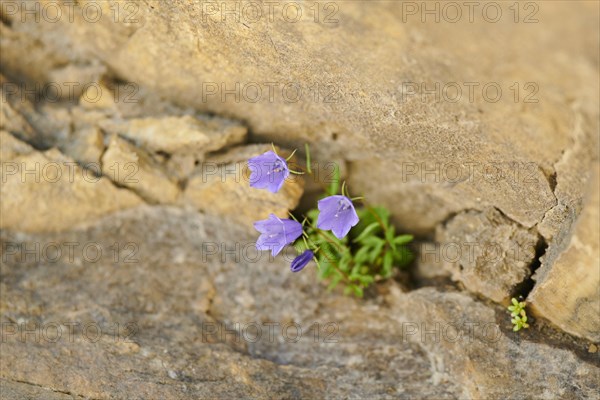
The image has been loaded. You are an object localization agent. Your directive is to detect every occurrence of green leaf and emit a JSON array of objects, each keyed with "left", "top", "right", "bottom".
[
  {"left": 382, "top": 251, "right": 393, "bottom": 277},
  {"left": 369, "top": 240, "right": 385, "bottom": 264},
  {"left": 306, "top": 209, "right": 319, "bottom": 221},
  {"left": 353, "top": 222, "right": 380, "bottom": 243},
  {"left": 393, "top": 234, "right": 414, "bottom": 246},
  {"left": 351, "top": 285, "right": 364, "bottom": 297},
  {"left": 356, "top": 275, "right": 374, "bottom": 285},
  {"left": 393, "top": 247, "right": 414, "bottom": 267},
  {"left": 338, "top": 252, "right": 352, "bottom": 273},
  {"left": 360, "top": 236, "right": 385, "bottom": 247},
  {"left": 354, "top": 246, "right": 371, "bottom": 265},
  {"left": 370, "top": 206, "right": 390, "bottom": 224},
  {"left": 385, "top": 226, "right": 395, "bottom": 243},
  {"left": 327, "top": 273, "right": 342, "bottom": 291},
  {"left": 319, "top": 258, "right": 334, "bottom": 279},
  {"left": 294, "top": 240, "right": 308, "bottom": 253}
]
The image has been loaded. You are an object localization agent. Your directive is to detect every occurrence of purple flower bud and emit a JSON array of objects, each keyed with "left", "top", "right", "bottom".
[
  {"left": 248, "top": 151, "right": 290, "bottom": 193},
  {"left": 316, "top": 195, "right": 359, "bottom": 239},
  {"left": 254, "top": 214, "right": 303, "bottom": 257},
  {"left": 291, "top": 250, "right": 314, "bottom": 273}
]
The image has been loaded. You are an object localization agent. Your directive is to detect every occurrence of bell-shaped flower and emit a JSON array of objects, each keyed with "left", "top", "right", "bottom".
[
  {"left": 248, "top": 151, "right": 289, "bottom": 193},
  {"left": 254, "top": 214, "right": 303, "bottom": 256},
  {"left": 316, "top": 195, "right": 359, "bottom": 239}
]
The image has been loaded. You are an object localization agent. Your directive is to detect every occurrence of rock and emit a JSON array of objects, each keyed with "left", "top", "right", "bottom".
[
  {"left": 4, "top": 0, "right": 597, "bottom": 239},
  {"left": 384, "top": 286, "right": 600, "bottom": 400},
  {"left": 79, "top": 81, "right": 117, "bottom": 110},
  {"left": 0, "top": 18, "right": 68, "bottom": 84},
  {"left": 1, "top": 1, "right": 600, "bottom": 396},
  {"left": 0, "top": 379, "right": 74, "bottom": 400},
  {"left": 435, "top": 208, "right": 539, "bottom": 302},
  {"left": 46, "top": 62, "right": 108, "bottom": 101},
  {"left": 3, "top": 2, "right": 599, "bottom": 310},
  {"left": 1, "top": 78, "right": 73, "bottom": 148},
  {"left": 109, "top": 115, "right": 247, "bottom": 157},
  {"left": 528, "top": 163, "right": 600, "bottom": 342},
  {"left": 538, "top": 106, "right": 599, "bottom": 243},
  {"left": 59, "top": 126, "right": 105, "bottom": 166},
  {"left": 0, "top": 130, "right": 34, "bottom": 161},
  {"left": 182, "top": 144, "right": 304, "bottom": 229},
  {"left": 1, "top": 206, "right": 597, "bottom": 399},
  {"left": 101, "top": 134, "right": 180, "bottom": 204},
  {"left": 413, "top": 241, "right": 452, "bottom": 282},
  {"left": 0, "top": 76, "right": 43, "bottom": 145},
  {"left": 0, "top": 141, "right": 142, "bottom": 233}
]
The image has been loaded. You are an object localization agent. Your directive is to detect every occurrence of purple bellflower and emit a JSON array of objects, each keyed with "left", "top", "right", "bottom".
[
  {"left": 291, "top": 250, "right": 314, "bottom": 273},
  {"left": 248, "top": 151, "right": 289, "bottom": 193},
  {"left": 254, "top": 214, "right": 303, "bottom": 256},
  {"left": 317, "top": 195, "right": 359, "bottom": 239}
]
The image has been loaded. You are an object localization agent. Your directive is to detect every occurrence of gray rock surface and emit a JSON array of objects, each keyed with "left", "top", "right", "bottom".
[
  {"left": 1, "top": 207, "right": 598, "bottom": 399},
  {"left": 435, "top": 208, "right": 539, "bottom": 302}
]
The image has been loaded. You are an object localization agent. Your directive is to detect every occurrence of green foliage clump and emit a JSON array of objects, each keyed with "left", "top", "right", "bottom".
[
  {"left": 295, "top": 163, "right": 413, "bottom": 297},
  {"left": 508, "top": 297, "right": 530, "bottom": 331}
]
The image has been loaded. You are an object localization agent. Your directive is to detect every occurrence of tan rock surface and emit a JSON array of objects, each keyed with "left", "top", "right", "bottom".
[
  {"left": 4, "top": 0, "right": 597, "bottom": 306},
  {"left": 4, "top": 0, "right": 597, "bottom": 235},
  {"left": 0, "top": 144, "right": 142, "bottom": 233},
  {"left": 102, "top": 134, "right": 181, "bottom": 204},
  {"left": 529, "top": 164, "right": 600, "bottom": 342}
]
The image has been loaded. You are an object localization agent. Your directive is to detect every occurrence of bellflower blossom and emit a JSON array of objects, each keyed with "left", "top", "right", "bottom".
[
  {"left": 248, "top": 151, "right": 290, "bottom": 193},
  {"left": 316, "top": 195, "right": 359, "bottom": 239},
  {"left": 290, "top": 250, "right": 314, "bottom": 272},
  {"left": 254, "top": 214, "right": 303, "bottom": 256}
]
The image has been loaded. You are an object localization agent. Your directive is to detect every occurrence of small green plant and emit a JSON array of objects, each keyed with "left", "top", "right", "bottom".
[
  {"left": 248, "top": 144, "right": 413, "bottom": 297},
  {"left": 508, "top": 297, "right": 530, "bottom": 331},
  {"left": 294, "top": 161, "right": 413, "bottom": 297}
]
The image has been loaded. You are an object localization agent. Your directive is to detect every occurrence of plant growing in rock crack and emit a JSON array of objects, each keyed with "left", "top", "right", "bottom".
[
  {"left": 247, "top": 144, "right": 413, "bottom": 297},
  {"left": 508, "top": 297, "right": 530, "bottom": 331}
]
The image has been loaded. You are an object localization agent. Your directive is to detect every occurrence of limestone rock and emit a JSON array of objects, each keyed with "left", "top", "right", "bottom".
[
  {"left": 1, "top": 1, "right": 600, "bottom": 396},
  {"left": 0, "top": 130, "right": 34, "bottom": 161},
  {"left": 385, "top": 287, "right": 600, "bottom": 400},
  {"left": 1, "top": 206, "right": 597, "bottom": 399},
  {"left": 435, "top": 208, "right": 539, "bottom": 302},
  {"left": 110, "top": 115, "right": 247, "bottom": 157},
  {"left": 529, "top": 163, "right": 600, "bottom": 342},
  {"left": 0, "top": 143, "right": 142, "bottom": 233},
  {"left": 3, "top": 2, "right": 599, "bottom": 311},
  {"left": 78, "top": 81, "right": 118, "bottom": 110},
  {"left": 47, "top": 62, "right": 108, "bottom": 101},
  {"left": 0, "top": 77, "right": 42, "bottom": 145},
  {"left": 59, "top": 126, "right": 105, "bottom": 166},
  {"left": 5, "top": 0, "right": 596, "bottom": 239},
  {"left": 0, "top": 379, "right": 74, "bottom": 400},
  {"left": 101, "top": 134, "right": 180, "bottom": 204}
]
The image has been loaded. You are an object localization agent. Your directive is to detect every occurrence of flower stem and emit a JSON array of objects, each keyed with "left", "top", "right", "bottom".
[{"left": 305, "top": 143, "right": 312, "bottom": 174}]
